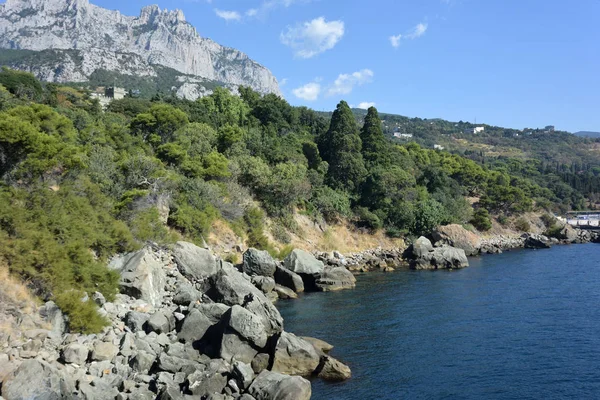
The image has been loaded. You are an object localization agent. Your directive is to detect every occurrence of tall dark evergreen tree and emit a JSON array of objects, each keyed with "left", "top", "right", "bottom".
[
  {"left": 318, "top": 101, "right": 367, "bottom": 192},
  {"left": 360, "top": 106, "right": 388, "bottom": 166}
]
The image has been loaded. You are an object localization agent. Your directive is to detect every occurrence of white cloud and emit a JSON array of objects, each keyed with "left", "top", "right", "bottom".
[
  {"left": 246, "top": 8, "right": 258, "bottom": 17},
  {"left": 389, "top": 22, "right": 428, "bottom": 47},
  {"left": 280, "top": 17, "right": 344, "bottom": 59},
  {"left": 327, "top": 69, "right": 374, "bottom": 97},
  {"left": 292, "top": 82, "right": 321, "bottom": 101},
  {"left": 408, "top": 23, "right": 428, "bottom": 39},
  {"left": 389, "top": 34, "right": 402, "bottom": 48},
  {"left": 357, "top": 102, "right": 376, "bottom": 109},
  {"left": 215, "top": 9, "right": 241, "bottom": 21},
  {"left": 279, "top": 78, "right": 288, "bottom": 87}
]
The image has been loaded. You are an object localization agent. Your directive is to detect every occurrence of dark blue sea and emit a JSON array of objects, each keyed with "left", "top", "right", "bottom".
[{"left": 277, "top": 244, "right": 600, "bottom": 400}]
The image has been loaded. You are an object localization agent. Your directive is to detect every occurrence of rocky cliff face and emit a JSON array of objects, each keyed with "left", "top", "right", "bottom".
[{"left": 0, "top": 0, "right": 281, "bottom": 99}]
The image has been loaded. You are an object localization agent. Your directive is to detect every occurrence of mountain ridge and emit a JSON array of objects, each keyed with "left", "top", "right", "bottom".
[{"left": 0, "top": 0, "right": 281, "bottom": 98}]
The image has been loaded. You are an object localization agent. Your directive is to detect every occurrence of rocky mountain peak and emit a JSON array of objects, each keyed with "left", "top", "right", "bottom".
[{"left": 0, "top": 0, "right": 281, "bottom": 99}]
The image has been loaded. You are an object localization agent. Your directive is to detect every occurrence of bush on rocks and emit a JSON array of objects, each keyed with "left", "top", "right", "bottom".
[{"left": 55, "top": 291, "right": 109, "bottom": 334}]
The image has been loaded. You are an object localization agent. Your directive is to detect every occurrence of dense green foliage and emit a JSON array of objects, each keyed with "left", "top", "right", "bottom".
[{"left": 0, "top": 68, "right": 597, "bottom": 331}]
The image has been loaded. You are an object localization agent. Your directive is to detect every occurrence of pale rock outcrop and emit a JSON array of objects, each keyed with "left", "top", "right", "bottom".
[
  {"left": 432, "top": 224, "right": 482, "bottom": 256},
  {"left": 113, "top": 246, "right": 167, "bottom": 307}
]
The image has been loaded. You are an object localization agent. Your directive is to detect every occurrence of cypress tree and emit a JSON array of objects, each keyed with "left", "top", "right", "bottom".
[
  {"left": 319, "top": 101, "right": 367, "bottom": 192},
  {"left": 360, "top": 106, "right": 388, "bottom": 166}
]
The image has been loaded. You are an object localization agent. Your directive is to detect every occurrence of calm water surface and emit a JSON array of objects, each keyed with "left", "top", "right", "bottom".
[{"left": 277, "top": 244, "right": 600, "bottom": 400}]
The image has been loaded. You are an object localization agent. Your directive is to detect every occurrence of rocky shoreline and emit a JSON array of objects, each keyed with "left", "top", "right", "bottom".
[
  {"left": 0, "top": 244, "right": 352, "bottom": 400},
  {"left": 1, "top": 224, "right": 598, "bottom": 400}
]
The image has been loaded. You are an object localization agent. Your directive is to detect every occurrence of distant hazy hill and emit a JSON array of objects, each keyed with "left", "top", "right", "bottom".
[{"left": 574, "top": 131, "right": 600, "bottom": 138}]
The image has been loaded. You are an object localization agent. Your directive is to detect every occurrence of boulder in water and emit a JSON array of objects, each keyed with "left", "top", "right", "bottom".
[{"left": 271, "top": 332, "right": 320, "bottom": 376}]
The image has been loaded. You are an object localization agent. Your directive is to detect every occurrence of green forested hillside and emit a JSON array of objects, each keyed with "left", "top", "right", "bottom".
[{"left": 0, "top": 67, "right": 598, "bottom": 330}]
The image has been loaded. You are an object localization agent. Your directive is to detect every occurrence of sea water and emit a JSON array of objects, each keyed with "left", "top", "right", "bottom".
[{"left": 277, "top": 244, "right": 600, "bottom": 399}]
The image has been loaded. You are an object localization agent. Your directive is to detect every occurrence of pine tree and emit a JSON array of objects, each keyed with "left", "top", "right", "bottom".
[{"left": 318, "top": 101, "right": 367, "bottom": 192}]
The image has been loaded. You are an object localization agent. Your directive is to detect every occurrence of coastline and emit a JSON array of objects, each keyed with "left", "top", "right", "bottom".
[{"left": 0, "top": 224, "right": 598, "bottom": 400}]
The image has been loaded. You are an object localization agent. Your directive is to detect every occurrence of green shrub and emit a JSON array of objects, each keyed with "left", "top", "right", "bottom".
[
  {"left": 310, "top": 187, "right": 351, "bottom": 223},
  {"left": 545, "top": 225, "right": 564, "bottom": 239},
  {"left": 413, "top": 199, "right": 451, "bottom": 237},
  {"left": 271, "top": 224, "right": 292, "bottom": 244},
  {"left": 168, "top": 203, "right": 218, "bottom": 242},
  {"left": 245, "top": 208, "right": 271, "bottom": 250},
  {"left": 514, "top": 217, "right": 531, "bottom": 232},
  {"left": 471, "top": 208, "right": 492, "bottom": 231},
  {"left": 130, "top": 207, "right": 175, "bottom": 243},
  {"left": 55, "top": 291, "right": 109, "bottom": 334},
  {"left": 497, "top": 215, "right": 508, "bottom": 226},
  {"left": 385, "top": 227, "right": 407, "bottom": 238},
  {"left": 354, "top": 207, "right": 383, "bottom": 231},
  {"left": 224, "top": 253, "right": 241, "bottom": 265},
  {"left": 540, "top": 213, "right": 556, "bottom": 229}
]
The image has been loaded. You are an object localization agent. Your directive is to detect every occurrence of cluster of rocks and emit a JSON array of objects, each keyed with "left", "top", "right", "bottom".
[
  {"left": 0, "top": 242, "right": 352, "bottom": 400},
  {"left": 316, "top": 248, "right": 406, "bottom": 274},
  {"left": 280, "top": 249, "right": 357, "bottom": 292},
  {"left": 403, "top": 237, "right": 469, "bottom": 270},
  {"left": 432, "top": 224, "right": 600, "bottom": 255}
]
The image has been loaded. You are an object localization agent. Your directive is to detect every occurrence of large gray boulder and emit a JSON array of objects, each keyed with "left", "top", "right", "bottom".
[
  {"left": 177, "top": 309, "right": 214, "bottom": 344},
  {"left": 91, "top": 341, "right": 119, "bottom": 362},
  {"left": 172, "top": 283, "right": 202, "bottom": 306},
  {"left": 224, "top": 306, "right": 268, "bottom": 348},
  {"left": 412, "top": 236, "right": 434, "bottom": 258},
  {"left": 232, "top": 361, "right": 255, "bottom": 390},
  {"left": 115, "top": 247, "right": 167, "bottom": 307},
  {"left": 316, "top": 356, "right": 351, "bottom": 381},
  {"left": 124, "top": 311, "right": 150, "bottom": 332},
  {"left": 429, "top": 246, "right": 469, "bottom": 269},
  {"left": 62, "top": 343, "right": 89, "bottom": 365},
  {"left": 219, "top": 330, "right": 260, "bottom": 364},
  {"left": 1, "top": 359, "right": 75, "bottom": 400},
  {"left": 315, "top": 267, "right": 356, "bottom": 292},
  {"left": 187, "top": 370, "right": 228, "bottom": 398},
  {"left": 243, "top": 249, "right": 277, "bottom": 277},
  {"left": 209, "top": 267, "right": 283, "bottom": 335},
  {"left": 38, "top": 301, "right": 66, "bottom": 343},
  {"left": 146, "top": 311, "right": 174, "bottom": 334},
  {"left": 248, "top": 370, "right": 311, "bottom": 400},
  {"left": 271, "top": 332, "right": 320, "bottom": 376},
  {"left": 283, "top": 250, "right": 324, "bottom": 276},
  {"left": 173, "top": 241, "right": 218, "bottom": 281},
  {"left": 274, "top": 266, "right": 304, "bottom": 293},
  {"left": 251, "top": 276, "right": 276, "bottom": 294}
]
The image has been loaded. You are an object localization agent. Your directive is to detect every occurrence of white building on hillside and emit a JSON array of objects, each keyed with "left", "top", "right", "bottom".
[{"left": 465, "top": 126, "right": 485, "bottom": 134}]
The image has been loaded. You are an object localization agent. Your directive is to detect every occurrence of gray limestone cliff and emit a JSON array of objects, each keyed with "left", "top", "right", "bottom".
[{"left": 0, "top": 0, "right": 281, "bottom": 99}]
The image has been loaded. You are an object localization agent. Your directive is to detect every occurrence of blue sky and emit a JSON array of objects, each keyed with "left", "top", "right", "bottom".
[{"left": 90, "top": 0, "right": 599, "bottom": 132}]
